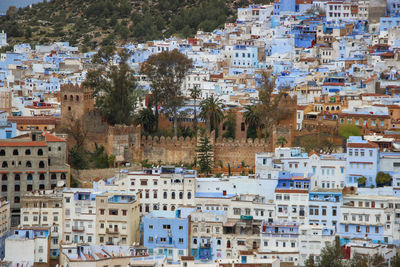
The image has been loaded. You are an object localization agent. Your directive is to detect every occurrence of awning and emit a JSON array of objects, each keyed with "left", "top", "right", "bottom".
[{"left": 223, "top": 221, "right": 236, "bottom": 227}]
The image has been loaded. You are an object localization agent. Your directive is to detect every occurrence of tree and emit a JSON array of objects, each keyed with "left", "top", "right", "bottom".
[
  {"left": 276, "top": 136, "right": 288, "bottom": 147},
  {"left": 196, "top": 135, "right": 213, "bottom": 176},
  {"left": 339, "top": 124, "right": 361, "bottom": 139},
  {"left": 141, "top": 49, "right": 193, "bottom": 135},
  {"left": 376, "top": 171, "right": 392, "bottom": 187},
  {"left": 256, "top": 72, "right": 287, "bottom": 138},
  {"left": 392, "top": 253, "right": 400, "bottom": 267},
  {"left": 222, "top": 110, "right": 236, "bottom": 139},
  {"left": 61, "top": 113, "right": 89, "bottom": 149},
  {"left": 304, "top": 255, "right": 316, "bottom": 267},
  {"left": 316, "top": 243, "right": 343, "bottom": 267},
  {"left": 83, "top": 46, "right": 143, "bottom": 125},
  {"left": 200, "top": 95, "right": 224, "bottom": 137},
  {"left": 243, "top": 105, "right": 262, "bottom": 138},
  {"left": 134, "top": 108, "right": 156, "bottom": 134},
  {"left": 357, "top": 176, "right": 367, "bottom": 187},
  {"left": 189, "top": 85, "right": 201, "bottom": 133}
]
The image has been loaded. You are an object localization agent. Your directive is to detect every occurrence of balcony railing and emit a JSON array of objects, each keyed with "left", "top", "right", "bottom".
[
  {"left": 72, "top": 226, "right": 85, "bottom": 232},
  {"left": 106, "top": 228, "right": 119, "bottom": 234}
]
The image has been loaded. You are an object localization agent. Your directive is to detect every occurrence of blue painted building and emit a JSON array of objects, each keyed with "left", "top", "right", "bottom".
[
  {"left": 308, "top": 191, "right": 342, "bottom": 231},
  {"left": 273, "top": 0, "right": 296, "bottom": 15},
  {"left": 143, "top": 208, "right": 195, "bottom": 263},
  {"left": 380, "top": 16, "right": 400, "bottom": 32},
  {"left": 346, "top": 136, "right": 380, "bottom": 187},
  {"left": 0, "top": 111, "right": 16, "bottom": 139},
  {"left": 232, "top": 45, "right": 259, "bottom": 68}
]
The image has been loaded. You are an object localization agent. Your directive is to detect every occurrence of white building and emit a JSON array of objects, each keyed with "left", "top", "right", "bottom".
[{"left": 4, "top": 228, "right": 50, "bottom": 266}]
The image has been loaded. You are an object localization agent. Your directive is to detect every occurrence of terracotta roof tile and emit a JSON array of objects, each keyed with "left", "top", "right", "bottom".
[{"left": 347, "top": 141, "right": 378, "bottom": 148}]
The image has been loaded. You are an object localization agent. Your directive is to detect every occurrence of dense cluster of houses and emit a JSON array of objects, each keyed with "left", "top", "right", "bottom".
[{"left": 0, "top": 0, "right": 399, "bottom": 266}]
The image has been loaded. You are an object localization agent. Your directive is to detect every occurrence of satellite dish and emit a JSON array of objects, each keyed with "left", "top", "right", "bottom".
[{"left": 57, "top": 181, "right": 65, "bottom": 187}]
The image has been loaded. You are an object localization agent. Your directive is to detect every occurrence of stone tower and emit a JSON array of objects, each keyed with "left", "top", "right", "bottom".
[{"left": 60, "top": 83, "right": 94, "bottom": 123}]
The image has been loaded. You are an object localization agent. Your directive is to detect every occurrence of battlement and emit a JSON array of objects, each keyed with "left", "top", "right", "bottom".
[{"left": 60, "top": 83, "right": 93, "bottom": 94}]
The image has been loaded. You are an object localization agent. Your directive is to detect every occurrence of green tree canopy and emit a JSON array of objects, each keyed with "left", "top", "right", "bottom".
[
  {"left": 83, "top": 46, "right": 143, "bottom": 125},
  {"left": 200, "top": 95, "right": 224, "bottom": 137},
  {"left": 196, "top": 135, "right": 213, "bottom": 176},
  {"left": 141, "top": 49, "right": 193, "bottom": 135},
  {"left": 376, "top": 171, "right": 392, "bottom": 187}
]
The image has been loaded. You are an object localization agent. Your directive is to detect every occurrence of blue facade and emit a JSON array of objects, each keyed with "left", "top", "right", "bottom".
[
  {"left": 346, "top": 136, "right": 379, "bottom": 187},
  {"left": 277, "top": 171, "right": 310, "bottom": 190},
  {"left": 380, "top": 16, "right": 400, "bottom": 32},
  {"left": 143, "top": 209, "right": 193, "bottom": 262},
  {"left": 232, "top": 45, "right": 258, "bottom": 67},
  {"left": 308, "top": 191, "right": 342, "bottom": 231}
]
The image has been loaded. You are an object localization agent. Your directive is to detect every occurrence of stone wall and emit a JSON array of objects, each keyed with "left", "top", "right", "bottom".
[{"left": 134, "top": 133, "right": 274, "bottom": 167}]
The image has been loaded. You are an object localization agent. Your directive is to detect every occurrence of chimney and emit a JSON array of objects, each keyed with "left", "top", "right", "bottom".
[{"left": 223, "top": 190, "right": 227, "bottom": 196}]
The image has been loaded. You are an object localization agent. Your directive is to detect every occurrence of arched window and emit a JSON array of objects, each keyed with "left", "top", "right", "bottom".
[
  {"left": 163, "top": 205, "right": 167, "bottom": 211},
  {"left": 163, "top": 192, "right": 167, "bottom": 199},
  {"left": 194, "top": 239, "right": 197, "bottom": 245},
  {"left": 2, "top": 161, "right": 7, "bottom": 168},
  {"left": 1, "top": 174, "right": 6, "bottom": 181},
  {"left": 51, "top": 174, "right": 57, "bottom": 180},
  {"left": 27, "top": 174, "right": 33, "bottom": 180},
  {"left": 26, "top": 161, "right": 32, "bottom": 167},
  {"left": 187, "top": 192, "right": 192, "bottom": 199},
  {"left": 39, "top": 174, "right": 45, "bottom": 180},
  {"left": 14, "top": 174, "right": 20, "bottom": 181},
  {"left": 171, "top": 192, "right": 175, "bottom": 199},
  {"left": 179, "top": 192, "right": 183, "bottom": 199},
  {"left": 64, "top": 95, "right": 67, "bottom": 100},
  {"left": 37, "top": 149, "right": 43, "bottom": 156},
  {"left": 217, "top": 240, "right": 221, "bottom": 245},
  {"left": 39, "top": 161, "right": 45, "bottom": 168},
  {"left": 39, "top": 184, "right": 45, "bottom": 190},
  {"left": 76, "top": 95, "right": 79, "bottom": 101},
  {"left": 25, "top": 149, "right": 31, "bottom": 155},
  {"left": 70, "top": 95, "right": 73, "bottom": 101},
  {"left": 0, "top": 150, "right": 5, "bottom": 156},
  {"left": 336, "top": 106, "right": 340, "bottom": 111},
  {"left": 14, "top": 197, "right": 20, "bottom": 203},
  {"left": 13, "top": 149, "right": 18, "bottom": 155},
  {"left": 227, "top": 240, "right": 231, "bottom": 248},
  {"left": 171, "top": 205, "right": 175, "bottom": 211},
  {"left": 61, "top": 173, "right": 66, "bottom": 180}
]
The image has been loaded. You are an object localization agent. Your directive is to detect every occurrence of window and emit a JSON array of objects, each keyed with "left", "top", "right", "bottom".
[
  {"left": 122, "top": 210, "right": 127, "bottom": 216},
  {"left": 39, "top": 174, "right": 45, "bottom": 180},
  {"left": 39, "top": 161, "right": 45, "bottom": 168},
  {"left": 141, "top": 180, "right": 148, "bottom": 186},
  {"left": 109, "top": 209, "right": 118, "bottom": 215},
  {"left": 14, "top": 197, "right": 20, "bottom": 203},
  {"left": 100, "top": 209, "right": 105, "bottom": 215},
  {"left": 39, "top": 184, "right": 45, "bottom": 190},
  {"left": 187, "top": 192, "right": 192, "bottom": 199},
  {"left": 13, "top": 149, "right": 18, "bottom": 155},
  {"left": 27, "top": 184, "right": 32, "bottom": 191},
  {"left": 163, "top": 192, "right": 167, "bottom": 199},
  {"left": 25, "top": 149, "right": 31, "bottom": 155},
  {"left": 26, "top": 161, "right": 32, "bottom": 167},
  {"left": 162, "top": 225, "right": 171, "bottom": 230},
  {"left": 61, "top": 173, "right": 66, "bottom": 180},
  {"left": 38, "top": 149, "right": 43, "bottom": 156},
  {"left": 171, "top": 192, "right": 175, "bottom": 199}
]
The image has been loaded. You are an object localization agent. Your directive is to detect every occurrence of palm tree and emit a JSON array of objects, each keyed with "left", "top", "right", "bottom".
[
  {"left": 276, "top": 136, "right": 288, "bottom": 147},
  {"left": 189, "top": 85, "right": 201, "bottom": 133},
  {"left": 243, "top": 105, "right": 262, "bottom": 138},
  {"left": 200, "top": 95, "right": 224, "bottom": 137},
  {"left": 134, "top": 108, "right": 156, "bottom": 134}
]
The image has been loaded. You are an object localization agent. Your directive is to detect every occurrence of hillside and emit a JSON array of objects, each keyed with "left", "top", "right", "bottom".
[{"left": 0, "top": 0, "right": 270, "bottom": 51}]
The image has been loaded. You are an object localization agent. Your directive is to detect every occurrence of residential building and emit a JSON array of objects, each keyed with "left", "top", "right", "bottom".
[
  {"left": 59, "top": 244, "right": 149, "bottom": 267},
  {"left": 62, "top": 189, "right": 98, "bottom": 245},
  {"left": 0, "top": 198, "right": 9, "bottom": 259},
  {"left": 143, "top": 208, "right": 194, "bottom": 263},
  {"left": 20, "top": 189, "right": 63, "bottom": 260},
  {"left": 0, "top": 131, "right": 69, "bottom": 226},
  {"left": 4, "top": 227, "right": 50, "bottom": 266},
  {"left": 308, "top": 190, "right": 342, "bottom": 231},
  {"left": 96, "top": 191, "right": 141, "bottom": 246}
]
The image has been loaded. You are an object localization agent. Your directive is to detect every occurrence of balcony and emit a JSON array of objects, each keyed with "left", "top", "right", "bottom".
[
  {"left": 200, "top": 243, "right": 211, "bottom": 249},
  {"left": 72, "top": 226, "right": 85, "bottom": 232},
  {"left": 106, "top": 228, "right": 119, "bottom": 234}
]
